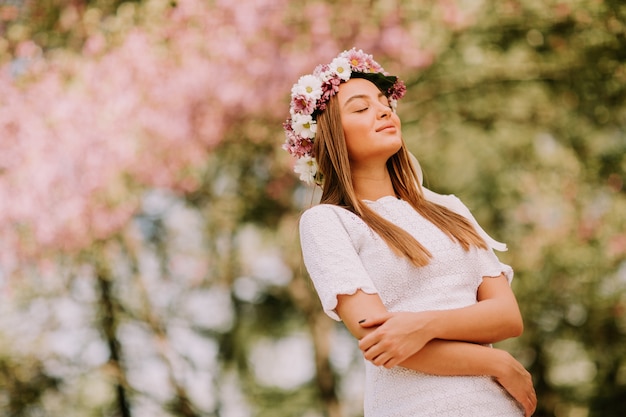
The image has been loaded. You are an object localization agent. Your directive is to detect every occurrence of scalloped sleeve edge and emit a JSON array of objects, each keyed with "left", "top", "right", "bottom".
[{"left": 322, "top": 286, "right": 379, "bottom": 321}]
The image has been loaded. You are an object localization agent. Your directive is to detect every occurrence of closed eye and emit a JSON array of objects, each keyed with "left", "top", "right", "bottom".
[{"left": 355, "top": 107, "right": 369, "bottom": 113}]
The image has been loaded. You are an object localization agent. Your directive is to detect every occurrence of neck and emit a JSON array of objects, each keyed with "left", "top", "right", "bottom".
[{"left": 351, "top": 165, "right": 396, "bottom": 201}]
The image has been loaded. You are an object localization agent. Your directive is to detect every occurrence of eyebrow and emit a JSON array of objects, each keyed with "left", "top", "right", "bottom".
[{"left": 343, "top": 92, "right": 386, "bottom": 108}]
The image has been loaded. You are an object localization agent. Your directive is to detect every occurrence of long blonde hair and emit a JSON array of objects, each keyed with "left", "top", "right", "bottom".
[{"left": 313, "top": 95, "right": 488, "bottom": 267}]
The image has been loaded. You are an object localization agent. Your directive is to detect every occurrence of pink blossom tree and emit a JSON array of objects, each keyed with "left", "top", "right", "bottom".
[{"left": 0, "top": 0, "right": 447, "bottom": 275}]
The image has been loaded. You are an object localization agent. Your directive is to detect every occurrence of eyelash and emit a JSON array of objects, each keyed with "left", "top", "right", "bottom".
[{"left": 355, "top": 103, "right": 392, "bottom": 113}]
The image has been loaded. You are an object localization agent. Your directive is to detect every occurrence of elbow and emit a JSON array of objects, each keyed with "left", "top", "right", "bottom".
[
  {"left": 510, "top": 320, "right": 524, "bottom": 338},
  {"left": 494, "top": 310, "right": 523, "bottom": 341},
  {"left": 508, "top": 312, "right": 524, "bottom": 338},
  {"left": 499, "top": 301, "right": 524, "bottom": 338},
  {"left": 491, "top": 317, "right": 523, "bottom": 343}
]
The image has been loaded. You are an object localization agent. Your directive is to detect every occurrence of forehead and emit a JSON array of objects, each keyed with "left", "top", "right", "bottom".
[{"left": 337, "top": 78, "right": 382, "bottom": 101}]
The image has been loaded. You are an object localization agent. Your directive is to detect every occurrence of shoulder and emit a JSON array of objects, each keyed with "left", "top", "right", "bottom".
[
  {"left": 299, "top": 204, "right": 373, "bottom": 242},
  {"left": 422, "top": 187, "right": 469, "bottom": 216},
  {"left": 300, "top": 204, "right": 360, "bottom": 227},
  {"left": 422, "top": 186, "right": 508, "bottom": 252}
]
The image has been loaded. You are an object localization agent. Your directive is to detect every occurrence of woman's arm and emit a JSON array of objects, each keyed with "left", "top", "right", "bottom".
[
  {"left": 356, "top": 273, "right": 523, "bottom": 365},
  {"left": 336, "top": 283, "right": 523, "bottom": 367},
  {"left": 430, "top": 273, "right": 524, "bottom": 342},
  {"left": 336, "top": 289, "right": 536, "bottom": 416},
  {"left": 403, "top": 340, "right": 536, "bottom": 417}
]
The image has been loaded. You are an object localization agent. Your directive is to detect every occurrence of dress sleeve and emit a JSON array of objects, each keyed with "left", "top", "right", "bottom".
[
  {"left": 475, "top": 247, "right": 515, "bottom": 284},
  {"left": 299, "top": 205, "right": 379, "bottom": 321}
]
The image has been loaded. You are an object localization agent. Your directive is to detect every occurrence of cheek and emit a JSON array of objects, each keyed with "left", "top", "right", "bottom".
[
  {"left": 342, "top": 122, "right": 366, "bottom": 155},
  {"left": 391, "top": 112, "right": 401, "bottom": 128}
]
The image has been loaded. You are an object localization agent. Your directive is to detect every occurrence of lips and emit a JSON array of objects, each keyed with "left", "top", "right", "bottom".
[{"left": 376, "top": 123, "right": 396, "bottom": 132}]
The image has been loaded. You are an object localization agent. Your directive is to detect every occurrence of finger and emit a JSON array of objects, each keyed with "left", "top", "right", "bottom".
[
  {"left": 529, "top": 392, "right": 537, "bottom": 416},
  {"left": 358, "top": 334, "right": 379, "bottom": 351},
  {"left": 524, "top": 400, "right": 532, "bottom": 417},
  {"left": 358, "top": 314, "right": 390, "bottom": 328},
  {"left": 383, "top": 356, "right": 400, "bottom": 369},
  {"left": 361, "top": 343, "right": 383, "bottom": 362},
  {"left": 523, "top": 392, "right": 536, "bottom": 417},
  {"left": 363, "top": 342, "right": 393, "bottom": 364},
  {"left": 372, "top": 351, "right": 392, "bottom": 367},
  {"left": 362, "top": 348, "right": 376, "bottom": 362}
]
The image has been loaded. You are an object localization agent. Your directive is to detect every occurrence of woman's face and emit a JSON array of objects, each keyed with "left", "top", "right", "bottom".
[{"left": 336, "top": 78, "right": 402, "bottom": 168}]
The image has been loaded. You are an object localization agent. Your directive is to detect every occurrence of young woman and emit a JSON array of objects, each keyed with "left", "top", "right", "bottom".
[{"left": 283, "top": 48, "right": 536, "bottom": 417}]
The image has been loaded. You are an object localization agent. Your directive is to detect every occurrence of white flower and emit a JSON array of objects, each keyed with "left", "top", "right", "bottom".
[
  {"left": 291, "top": 113, "right": 317, "bottom": 139},
  {"left": 329, "top": 57, "right": 351, "bottom": 81},
  {"left": 293, "top": 156, "right": 318, "bottom": 185},
  {"left": 317, "top": 68, "right": 334, "bottom": 83},
  {"left": 291, "top": 74, "right": 323, "bottom": 100},
  {"left": 389, "top": 98, "right": 398, "bottom": 112}
]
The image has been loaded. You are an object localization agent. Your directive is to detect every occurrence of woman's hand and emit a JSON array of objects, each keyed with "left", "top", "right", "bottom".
[
  {"left": 357, "top": 311, "right": 436, "bottom": 368},
  {"left": 493, "top": 350, "right": 537, "bottom": 417}
]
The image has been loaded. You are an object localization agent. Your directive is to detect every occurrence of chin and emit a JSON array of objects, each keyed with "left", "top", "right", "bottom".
[{"left": 381, "top": 144, "right": 403, "bottom": 161}]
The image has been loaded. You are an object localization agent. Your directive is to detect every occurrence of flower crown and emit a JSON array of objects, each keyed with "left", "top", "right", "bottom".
[{"left": 282, "top": 48, "right": 407, "bottom": 185}]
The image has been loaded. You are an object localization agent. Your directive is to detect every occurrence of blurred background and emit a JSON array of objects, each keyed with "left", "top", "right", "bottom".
[{"left": 0, "top": 0, "right": 625, "bottom": 416}]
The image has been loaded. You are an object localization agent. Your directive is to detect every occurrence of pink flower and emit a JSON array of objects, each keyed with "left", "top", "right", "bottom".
[
  {"left": 389, "top": 80, "right": 407, "bottom": 101},
  {"left": 291, "top": 94, "right": 316, "bottom": 115},
  {"left": 343, "top": 49, "right": 370, "bottom": 72},
  {"left": 365, "top": 55, "right": 384, "bottom": 73}
]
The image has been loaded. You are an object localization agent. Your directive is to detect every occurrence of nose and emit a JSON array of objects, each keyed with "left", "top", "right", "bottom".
[{"left": 378, "top": 104, "right": 391, "bottom": 119}]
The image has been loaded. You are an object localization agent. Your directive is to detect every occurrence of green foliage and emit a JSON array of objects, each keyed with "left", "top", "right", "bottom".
[
  {"left": 0, "top": 0, "right": 137, "bottom": 59},
  {"left": 401, "top": 2, "right": 626, "bottom": 416},
  {"left": 0, "top": 354, "right": 60, "bottom": 416}
]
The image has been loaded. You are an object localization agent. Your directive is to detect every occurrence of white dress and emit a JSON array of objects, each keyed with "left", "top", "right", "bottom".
[{"left": 299, "top": 190, "right": 524, "bottom": 417}]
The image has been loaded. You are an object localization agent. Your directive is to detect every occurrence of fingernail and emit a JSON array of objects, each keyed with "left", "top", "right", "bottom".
[{"left": 358, "top": 319, "right": 366, "bottom": 323}]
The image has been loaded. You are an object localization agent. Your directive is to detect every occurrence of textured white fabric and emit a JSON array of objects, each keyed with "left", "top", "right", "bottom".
[
  {"left": 421, "top": 187, "right": 509, "bottom": 252},
  {"left": 299, "top": 194, "right": 522, "bottom": 417}
]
